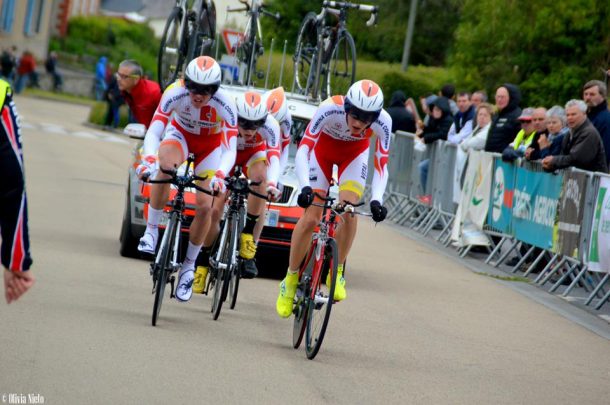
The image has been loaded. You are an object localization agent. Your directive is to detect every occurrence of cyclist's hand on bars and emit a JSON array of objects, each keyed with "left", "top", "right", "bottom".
[
  {"left": 210, "top": 170, "right": 227, "bottom": 194},
  {"left": 297, "top": 186, "right": 314, "bottom": 208},
  {"left": 266, "top": 183, "right": 281, "bottom": 201},
  {"left": 370, "top": 200, "right": 387, "bottom": 223},
  {"left": 136, "top": 155, "right": 157, "bottom": 180}
]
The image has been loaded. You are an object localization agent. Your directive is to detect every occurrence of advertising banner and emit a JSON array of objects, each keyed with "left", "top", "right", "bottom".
[
  {"left": 555, "top": 171, "right": 588, "bottom": 258},
  {"left": 512, "top": 167, "right": 563, "bottom": 249},
  {"left": 451, "top": 151, "right": 493, "bottom": 247},
  {"left": 587, "top": 176, "right": 610, "bottom": 273},
  {"left": 487, "top": 158, "right": 516, "bottom": 234}
]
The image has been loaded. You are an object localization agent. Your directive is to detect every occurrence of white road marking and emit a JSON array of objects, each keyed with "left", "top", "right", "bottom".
[{"left": 23, "top": 121, "right": 130, "bottom": 144}]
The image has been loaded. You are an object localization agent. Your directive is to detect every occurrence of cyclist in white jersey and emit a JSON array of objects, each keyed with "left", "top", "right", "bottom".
[
  {"left": 136, "top": 56, "right": 238, "bottom": 302},
  {"left": 276, "top": 80, "right": 391, "bottom": 318},
  {"left": 192, "top": 90, "right": 281, "bottom": 289}
]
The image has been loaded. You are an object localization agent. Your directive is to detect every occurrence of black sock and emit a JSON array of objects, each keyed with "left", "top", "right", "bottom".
[
  {"left": 243, "top": 213, "right": 259, "bottom": 234},
  {"left": 196, "top": 245, "right": 212, "bottom": 267}
]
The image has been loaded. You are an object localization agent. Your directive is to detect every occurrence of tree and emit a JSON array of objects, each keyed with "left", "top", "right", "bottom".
[{"left": 450, "top": 0, "right": 610, "bottom": 106}]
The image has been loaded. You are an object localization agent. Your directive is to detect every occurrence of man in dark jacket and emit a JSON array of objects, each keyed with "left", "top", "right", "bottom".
[
  {"left": 416, "top": 96, "right": 453, "bottom": 196},
  {"left": 484, "top": 83, "right": 522, "bottom": 153},
  {"left": 386, "top": 90, "right": 416, "bottom": 133},
  {"left": 583, "top": 80, "right": 610, "bottom": 166},
  {"left": 542, "top": 99, "right": 608, "bottom": 173}
]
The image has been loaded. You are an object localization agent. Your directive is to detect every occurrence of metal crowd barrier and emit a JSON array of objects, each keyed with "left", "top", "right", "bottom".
[{"left": 374, "top": 136, "right": 610, "bottom": 311}]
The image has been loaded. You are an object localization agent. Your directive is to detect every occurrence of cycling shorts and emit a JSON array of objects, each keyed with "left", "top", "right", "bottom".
[
  {"left": 161, "top": 123, "right": 222, "bottom": 180},
  {"left": 308, "top": 134, "right": 369, "bottom": 198},
  {"left": 234, "top": 143, "right": 267, "bottom": 178}
]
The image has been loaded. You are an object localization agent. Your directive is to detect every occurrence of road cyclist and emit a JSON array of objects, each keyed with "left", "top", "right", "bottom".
[
  {"left": 136, "top": 56, "right": 238, "bottom": 303},
  {"left": 276, "top": 79, "right": 391, "bottom": 318}
]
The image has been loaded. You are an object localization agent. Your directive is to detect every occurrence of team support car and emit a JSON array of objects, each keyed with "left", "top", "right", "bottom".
[{"left": 119, "top": 84, "right": 319, "bottom": 274}]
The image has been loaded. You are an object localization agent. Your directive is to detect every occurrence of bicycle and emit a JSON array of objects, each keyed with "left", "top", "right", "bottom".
[
  {"left": 203, "top": 166, "right": 269, "bottom": 320},
  {"left": 227, "top": 0, "right": 280, "bottom": 86},
  {"left": 293, "top": 1, "right": 378, "bottom": 100},
  {"left": 158, "top": 0, "right": 217, "bottom": 90},
  {"left": 143, "top": 153, "right": 214, "bottom": 326},
  {"left": 292, "top": 191, "right": 371, "bottom": 359}
]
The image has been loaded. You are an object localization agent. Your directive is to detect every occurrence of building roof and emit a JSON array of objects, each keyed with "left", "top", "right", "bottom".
[
  {"left": 100, "top": 0, "right": 144, "bottom": 13},
  {"left": 138, "top": 0, "right": 174, "bottom": 19}
]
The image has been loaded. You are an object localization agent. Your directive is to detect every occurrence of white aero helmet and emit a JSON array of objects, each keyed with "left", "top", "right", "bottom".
[
  {"left": 236, "top": 91, "right": 268, "bottom": 129},
  {"left": 266, "top": 87, "right": 288, "bottom": 123},
  {"left": 184, "top": 56, "right": 221, "bottom": 94},
  {"left": 344, "top": 79, "right": 384, "bottom": 123}
]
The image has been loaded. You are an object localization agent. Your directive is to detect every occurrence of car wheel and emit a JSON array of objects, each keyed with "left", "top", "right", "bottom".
[{"left": 119, "top": 181, "right": 140, "bottom": 258}]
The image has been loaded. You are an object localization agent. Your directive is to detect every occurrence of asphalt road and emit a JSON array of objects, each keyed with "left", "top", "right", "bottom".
[{"left": 1, "top": 96, "right": 609, "bottom": 404}]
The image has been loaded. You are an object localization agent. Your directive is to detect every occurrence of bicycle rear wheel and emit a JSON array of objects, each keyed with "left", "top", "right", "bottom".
[
  {"left": 323, "top": 31, "right": 356, "bottom": 99},
  {"left": 211, "top": 215, "right": 236, "bottom": 320},
  {"left": 186, "top": 4, "right": 216, "bottom": 62},
  {"left": 228, "top": 213, "right": 242, "bottom": 310},
  {"left": 152, "top": 213, "right": 178, "bottom": 326},
  {"left": 305, "top": 238, "right": 338, "bottom": 359},
  {"left": 293, "top": 12, "right": 318, "bottom": 95},
  {"left": 158, "top": 7, "right": 186, "bottom": 91},
  {"left": 292, "top": 240, "right": 316, "bottom": 349}
]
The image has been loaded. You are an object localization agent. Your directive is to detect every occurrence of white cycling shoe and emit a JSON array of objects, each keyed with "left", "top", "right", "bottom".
[
  {"left": 175, "top": 267, "right": 194, "bottom": 302},
  {"left": 137, "top": 230, "right": 158, "bottom": 254}
]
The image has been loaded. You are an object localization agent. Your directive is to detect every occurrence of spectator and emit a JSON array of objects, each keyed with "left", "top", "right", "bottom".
[
  {"left": 0, "top": 47, "right": 16, "bottom": 83},
  {"left": 14, "top": 51, "right": 39, "bottom": 94},
  {"left": 103, "top": 68, "right": 124, "bottom": 129},
  {"left": 117, "top": 59, "right": 162, "bottom": 127},
  {"left": 441, "top": 83, "right": 458, "bottom": 115},
  {"left": 471, "top": 90, "right": 487, "bottom": 108},
  {"left": 484, "top": 83, "right": 522, "bottom": 153},
  {"left": 386, "top": 90, "right": 416, "bottom": 133},
  {"left": 542, "top": 99, "right": 608, "bottom": 173},
  {"left": 460, "top": 102, "right": 494, "bottom": 152},
  {"left": 418, "top": 93, "right": 437, "bottom": 127},
  {"left": 416, "top": 96, "right": 453, "bottom": 197},
  {"left": 527, "top": 106, "right": 567, "bottom": 160},
  {"left": 583, "top": 80, "right": 610, "bottom": 166},
  {"left": 447, "top": 92, "right": 475, "bottom": 145},
  {"left": 44, "top": 51, "right": 62, "bottom": 92},
  {"left": 94, "top": 56, "right": 108, "bottom": 101},
  {"left": 0, "top": 78, "right": 35, "bottom": 303}
]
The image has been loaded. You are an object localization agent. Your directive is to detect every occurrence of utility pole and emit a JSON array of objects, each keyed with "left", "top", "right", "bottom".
[{"left": 401, "top": 0, "right": 418, "bottom": 71}]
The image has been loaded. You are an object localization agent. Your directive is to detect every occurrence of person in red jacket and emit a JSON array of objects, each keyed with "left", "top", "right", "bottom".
[{"left": 116, "top": 60, "right": 161, "bottom": 127}]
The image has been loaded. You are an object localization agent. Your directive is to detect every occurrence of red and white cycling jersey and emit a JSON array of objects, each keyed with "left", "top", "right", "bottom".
[
  {"left": 236, "top": 114, "right": 281, "bottom": 185},
  {"left": 296, "top": 95, "right": 392, "bottom": 202},
  {"left": 144, "top": 81, "right": 238, "bottom": 176},
  {"left": 277, "top": 110, "right": 292, "bottom": 173}
]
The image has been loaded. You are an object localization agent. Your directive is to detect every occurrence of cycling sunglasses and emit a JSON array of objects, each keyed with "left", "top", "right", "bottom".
[
  {"left": 184, "top": 78, "right": 219, "bottom": 96},
  {"left": 238, "top": 116, "right": 266, "bottom": 130},
  {"left": 345, "top": 103, "right": 380, "bottom": 124}
]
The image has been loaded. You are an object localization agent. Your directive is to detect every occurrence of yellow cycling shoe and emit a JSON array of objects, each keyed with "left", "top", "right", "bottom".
[
  {"left": 326, "top": 264, "right": 346, "bottom": 301},
  {"left": 193, "top": 266, "right": 208, "bottom": 294},
  {"left": 276, "top": 271, "right": 299, "bottom": 318},
  {"left": 239, "top": 233, "right": 257, "bottom": 260}
]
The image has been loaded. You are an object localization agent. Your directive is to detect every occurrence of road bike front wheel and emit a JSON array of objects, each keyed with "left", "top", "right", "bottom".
[
  {"left": 158, "top": 7, "right": 186, "bottom": 91},
  {"left": 323, "top": 31, "right": 356, "bottom": 99},
  {"left": 152, "top": 213, "right": 178, "bottom": 326},
  {"left": 292, "top": 239, "right": 317, "bottom": 349},
  {"left": 228, "top": 213, "right": 242, "bottom": 310},
  {"left": 293, "top": 12, "right": 318, "bottom": 95},
  {"left": 305, "top": 238, "right": 338, "bottom": 359}
]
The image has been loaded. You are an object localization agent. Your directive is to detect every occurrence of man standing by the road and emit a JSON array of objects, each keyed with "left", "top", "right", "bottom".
[
  {"left": 583, "top": 80, "right": 610, "bottom": 167},
  {"left": 0, "top": 78, "right": 34, "bottom": 303},
  {"left": 117, "top": 60, "right": 162, "bottom": 127}
]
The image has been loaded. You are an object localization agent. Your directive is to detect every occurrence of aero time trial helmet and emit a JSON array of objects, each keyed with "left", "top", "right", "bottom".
[
  {"left": 266, "top": 87, "right": 288, "bottom": 123},
  {"left": 344, "top": 80, "right": 384, "bottom": 123},
  {"left": 184, "top": 56, "right": 221, "bottom": 96},
  {"left": 236, "top": 91, "right": 268, "bottom": 130}
]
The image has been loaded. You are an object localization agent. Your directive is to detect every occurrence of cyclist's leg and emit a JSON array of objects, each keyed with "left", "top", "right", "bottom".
[
  {"left": 277, "top": 151, "right": 328, "bottom": 317},
  {"left": 241, "top": 154, "right": 267, "bottom": 277},
  {"left": 331, "top": 148, "right": 368, "bottom": 300},
  {"left": 334, "top": 148, "right": 368, "bottom": 264},
  {"left": 139, "top": 129, "right": 186, "bottom": 254}
]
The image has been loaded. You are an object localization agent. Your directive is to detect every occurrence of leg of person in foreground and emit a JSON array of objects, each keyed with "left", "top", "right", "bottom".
[
  {"left": 240, "top": 160, "right": 267, "bottom": 279},
  {"left": 276, "top": 187, "right": 323, "bottom": 317}
]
